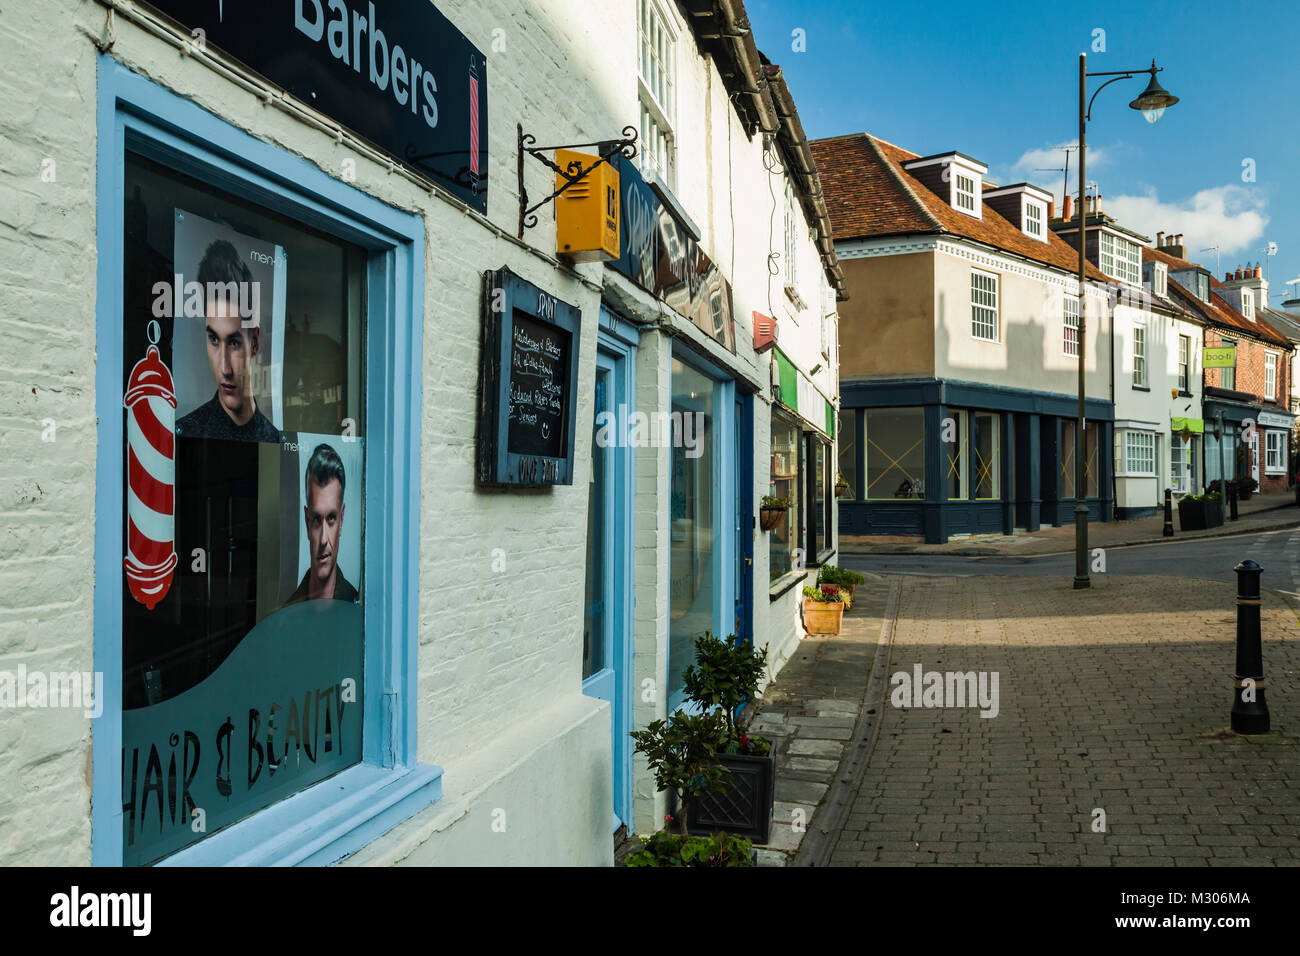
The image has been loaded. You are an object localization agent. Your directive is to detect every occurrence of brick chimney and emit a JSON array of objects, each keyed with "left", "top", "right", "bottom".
[
  {"left": 1220, "top": 261, "right": 1268, "bottom": 317},
  {"left": 1157, "top": 231, "right": 1186, "bottom": 259},
  {"left": 1063, "top": 195, "right": 1073, "bottom": 221}
]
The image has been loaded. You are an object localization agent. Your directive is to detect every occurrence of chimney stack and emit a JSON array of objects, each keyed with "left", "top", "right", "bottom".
[
  {"left": 1048, "top": 200, "right": 1056, "bottom": 220},
  {"left": 1235, "top": 266, "right": 1244, "bottom": 280},
  {"left": 1157, "top": 230, "right": 1165, "bottom": 246},
  {"left": 1064, "top": 195, "right": 1073, "bottom": 221}
]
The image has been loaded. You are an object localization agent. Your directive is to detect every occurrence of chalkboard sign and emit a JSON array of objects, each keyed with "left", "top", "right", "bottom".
[
  {"left": 478, "top": 268, "right": 581, "bottom": 486},
  {"left": 507, "top": 312, "right": 570, "bottom": 459}
]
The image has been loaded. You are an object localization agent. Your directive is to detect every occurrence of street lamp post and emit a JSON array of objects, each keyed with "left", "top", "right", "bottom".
[{"left": 1073, "top": 55, "right": 1179, "bottom": 589}]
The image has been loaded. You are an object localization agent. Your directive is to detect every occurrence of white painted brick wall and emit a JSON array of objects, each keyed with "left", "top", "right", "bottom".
[{"left": 0, "top": 0, "right": 838, "bottom": 862}]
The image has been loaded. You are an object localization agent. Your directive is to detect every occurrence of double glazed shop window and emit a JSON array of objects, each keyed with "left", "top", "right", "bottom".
[{"left": 119, "top": 154, "right": 368, "bottom": 864}]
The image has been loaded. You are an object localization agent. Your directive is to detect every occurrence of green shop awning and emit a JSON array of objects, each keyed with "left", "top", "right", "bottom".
[
  {"left": 773, "top": 348, "right": 797, "bottom": 411},
  {"left": 1171, "top": 417, "right": 1204, "bottom": 434}
]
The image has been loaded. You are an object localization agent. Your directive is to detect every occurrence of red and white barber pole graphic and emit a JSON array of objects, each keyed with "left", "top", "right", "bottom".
[
  {"left": 469, "top": 67, "right": 480, "bottom": 176},
  {"left": 123, "top": 344, "right": 178, "bottom": 610}
]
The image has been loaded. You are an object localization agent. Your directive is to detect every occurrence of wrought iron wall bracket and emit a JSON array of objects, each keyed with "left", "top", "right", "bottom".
[{"left": 516, "top": 123, "right": 637, "bottom": 239}]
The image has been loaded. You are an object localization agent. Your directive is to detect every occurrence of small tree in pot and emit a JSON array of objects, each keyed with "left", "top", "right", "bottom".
[
  {"left": 630, "top": 709, "right": 731, "bottom": 837},
  {"left": 677, "top": 632, "right": 776, "bottom": 843}
]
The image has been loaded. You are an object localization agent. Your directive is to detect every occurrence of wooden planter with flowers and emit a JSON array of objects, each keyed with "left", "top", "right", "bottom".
[{"left": 803, "top": 584, "right": 846, "bottom": 635}]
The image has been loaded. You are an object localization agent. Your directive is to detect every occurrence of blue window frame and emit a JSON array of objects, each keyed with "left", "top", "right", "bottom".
[
  {"left": 93, "top": 57, "right": 440, "bottom": 865},
  {"left": 667, "top": 345, "right": 737, "bottom": 712}
]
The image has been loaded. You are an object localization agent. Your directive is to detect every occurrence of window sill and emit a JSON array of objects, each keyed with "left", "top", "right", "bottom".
[
  {"left": 156, "top": 762, "right": 443, "bottom": 867},
  {"left": 769, "top": 569, "right": 809, "bottom": 601},
  {"left": 1132, "top": 384, "right": 1150, "bottom": 392}
]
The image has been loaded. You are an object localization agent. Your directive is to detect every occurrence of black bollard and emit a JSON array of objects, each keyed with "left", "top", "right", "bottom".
[
  {"left": 1230, "top": 559, "right": 1269, "bottom": 734},
  {"left": 1229, "top": 480, "right": 1239, "bottom": 521},
  {"left": 1163, "top": 488, "right": 1174, "bottom": 537}
]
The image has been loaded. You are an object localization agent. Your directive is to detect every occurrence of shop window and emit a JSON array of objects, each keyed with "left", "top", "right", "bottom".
[
  {"left": 836, "top": 409, "right": 858, "bottom": 500},
  {"left": 769, "top": 412, "right": 801, "bottom": 579},
  {"left": 973, "top": 413, "right": 1000, "bottom": 499},
  {"left": 1266, "top": 431, "right": 1286, "bottom": 474},
  {"left": 807, "top": 436, "right": 831, "bottom": 559},
  {"left": 1171, "top": 433, "right": 1196, "bottom": 493},
  {"left": 865, "top": 408, "right": 925, "bottom": 499},
  {"left": 945, "top": 409, "right": 968, "bottom": 499},
  {"left": 1060, "top": 420, "right": 1099, "bottom": 498},
  {"left": 97, "top": 64, "right": 434, "bottom": 867}
]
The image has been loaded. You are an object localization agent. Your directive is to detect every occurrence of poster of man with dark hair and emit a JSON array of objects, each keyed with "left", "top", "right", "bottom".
[
  {"left": 173, "top": 210, "right": 285, "bottom": 443},
  {"left": 285, "top": 441, "right": 361, "bottom": 605}
]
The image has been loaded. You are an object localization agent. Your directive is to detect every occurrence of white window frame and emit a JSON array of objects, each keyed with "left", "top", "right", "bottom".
[
  {"left": 1023, "top": 198, "right": 1046, "bottom": 240},
  {"left": 1197, "top": 272, "right": 1210, "bottom": 303},
  {"left": 1266, "top": 351, "right": 1278, "bottom": 398},
  {"left": 1220, "top": 338, "right": 1236, "bottom": 390},
  {"left": 1178, "top": 334, "right": 1190, "bottom": 392},
  {"left": 784, "top": 178, "right": 799, "bottom": 292},
  {"left": 1133, "top": 321, "right": 1148, "bottom": 386},
  {"left": 1266, "top": 430, "right": 1287, "bottom": 474},
  {"left": 1101, "top": 231, "right": 1140, "bottom": 284},
  {"left": 1153, "top": 261, "right": 1168, "bottom": 297},
  {"left": 954, "top": 171, "right": 978, "bottom": 217},
  {"left": 970, "top": 269, "right": 999, "bottom": 342},
  {"left": 1243, "top": 288, "right": 1255, "bottom": 320},
  {"left": 637, "top": 0, "right": 677, "bottom": 187},
  {"left": 1121, "top": 430, "right": 1157, "bottom": 476},
  {"left": 1170, "top": 432, "right": 1196, "bottom": 493},
  {"left": 1063, "top": 294, "right": 1080, "bottom": 357}
]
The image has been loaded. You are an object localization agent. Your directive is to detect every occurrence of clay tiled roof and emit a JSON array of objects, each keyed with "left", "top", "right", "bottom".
[
  {"left": 1144, "top": 246, "right": 1292, "bottom": 347},
  {"left": 810, "top": 132, "right": 1108, "bottom": 281}
]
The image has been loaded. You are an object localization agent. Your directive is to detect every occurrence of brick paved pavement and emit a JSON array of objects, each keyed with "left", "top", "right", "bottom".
[{"left": 829, "top": 574, "right": 1300, "bottom": 866}]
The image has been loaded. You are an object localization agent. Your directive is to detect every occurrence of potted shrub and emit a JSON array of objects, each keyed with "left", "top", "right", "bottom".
[
  {"left": 803, "top": 584, "right": 846, "bottom": 635},
  {"left": 1177, "top": 490, "right": 1224, "bottom": 531},
  {"left": 630, "top": 709, "right": 731, "bottom": 838},
  {"left": 834, "top": 473, "right": 852, "bottom": 498},
  {"left": 759, "top": 494, "right": 790, "bottom": 532},
  {"left": 1236, "top": 476, "right": 1258, "bottom": 501},
  {"left": 817, "top": 563, "right": 865, "bottom": 603},
  {"left": 678, "top": 632, "right": 776, "bottom": 845}
]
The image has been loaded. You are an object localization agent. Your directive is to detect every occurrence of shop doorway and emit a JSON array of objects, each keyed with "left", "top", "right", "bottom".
[{"left": 582, "top": 313, "right": 638, "bottom": 832}]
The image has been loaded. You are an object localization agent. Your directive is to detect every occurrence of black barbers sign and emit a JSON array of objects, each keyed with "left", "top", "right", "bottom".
[
  {"left": 478, "top": 268, "right": 581, "bottom": 487},
  {"left": 144, "top": 0, "right": 488, "bottom": 212}
]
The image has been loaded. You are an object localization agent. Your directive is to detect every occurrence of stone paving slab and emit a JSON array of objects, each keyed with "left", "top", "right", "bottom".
[
  {"left": 828, "top": 574, "right": 1300, "bottom": 867},
  {"left": 747, "top": 574, "right": 890, "bottom": 865}
]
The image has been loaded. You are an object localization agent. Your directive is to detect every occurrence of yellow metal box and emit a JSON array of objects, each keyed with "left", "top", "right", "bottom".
[{"left": 555, "top": 149, "right": 620, "bottom": 262}]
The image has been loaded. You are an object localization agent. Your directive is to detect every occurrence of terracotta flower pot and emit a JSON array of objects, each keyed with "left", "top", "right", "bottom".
[
  {"left": 759, "top": 507, "right": 787, "bottom": 531},
  {"left": 804, "top": 598, "right": 845, "bottom": 635},
  {"left": 834, "top": 483, "right": 850, "bottom": 498}
]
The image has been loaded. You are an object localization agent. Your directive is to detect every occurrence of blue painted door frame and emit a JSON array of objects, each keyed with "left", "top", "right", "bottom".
[{"left": 581, "top": 308, "right": 638, "bottom": 831}]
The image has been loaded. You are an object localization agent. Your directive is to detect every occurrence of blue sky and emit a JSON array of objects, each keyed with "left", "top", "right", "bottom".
[{"left": 748, "top": 0, "right": 1299, "bottom": 306}]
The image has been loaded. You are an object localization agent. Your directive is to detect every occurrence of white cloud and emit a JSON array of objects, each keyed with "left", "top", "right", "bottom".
[
  {"left": 1009, "top": 142, "right": 1107, "bottom": 187},
  {"left": 1105, "top": 185, "right": 1269, "bottom": 258}
]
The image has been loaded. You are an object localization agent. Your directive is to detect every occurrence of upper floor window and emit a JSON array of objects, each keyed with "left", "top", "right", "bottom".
[
  {"left": 784, "top": 179, "right": 799, "bottom": 291},
  {"left": 1220, "top": 337, "right": 1236, "bottom": 390},
  {"left": 1063, "top": 294, "right": 1080, "bottom": 357},
  {"left": 1197, "top": 272, "right": 1210, "bottom": 303},
  {"left": 954, "top": 172, "right": 977, "bottom": 215},
  {"left": 1101, "top": 232, "right": 1141, "bottom": 284},
  {"left": 971, "top": 270, "right": 998, "bottom": 341},
  {"left": 637, "top": 0, "right": 676, "bottom": 185},
  {"left": 1178, "top": 334, "right": 1190, "bottom": 392},
  {"left": 1153, "top": 261, "right": 1168, "bottom": 297},
  {"left": 1266, "top": 351, "right": 1278, "bottom": 398},
  {"left": 1243, "top": 289, "right": 1255, "bottom": 320},
  {"left": 1133, "top": 321, "right": 1148, "bottom": 386},
  {"left": 1024, "top": 199, "right": 1045, "bottom": 239}
]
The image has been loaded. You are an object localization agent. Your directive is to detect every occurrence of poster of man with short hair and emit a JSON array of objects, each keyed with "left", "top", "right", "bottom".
[
  {"left": 173, "top": 209, "right": 285, "bottom": 442},
  {"left": 282, "top": 436, "right": 363, "bottom": 606}
]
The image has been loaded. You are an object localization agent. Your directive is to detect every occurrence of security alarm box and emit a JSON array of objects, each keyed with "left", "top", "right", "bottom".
[{"left": 555, "top": 149, "right": 620, "bottom": 262}]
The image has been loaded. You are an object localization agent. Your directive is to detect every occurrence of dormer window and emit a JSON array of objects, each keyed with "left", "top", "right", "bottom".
[
  {"left": 954, "top": 172, "right": 977, "bottom": 214},
  {"left": 902, "top": 152, "right": 987, "bottom": 219},
  {"left": 1243, "top": 288, "right": 1255, "bottom": 320},
  {"left": 1100, "top": 231, "right": 1141, "bottom": 284},
  {"left": 1024, "top": 200, "right": 1045, "bottom": 239},
  {"left": 1197, "top": 273, "right": 1210, "bottom": 302},
  {"left": 1153, "top": 261, "right": 1168, "bottom": 297}
]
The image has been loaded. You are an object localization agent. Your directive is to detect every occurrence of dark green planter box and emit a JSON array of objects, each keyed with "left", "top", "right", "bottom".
[
  {"left": 674, "top": 753, "right": 775, "bottom": 845},
  {"left": 1178, "top": 497, "right": 1224, "bottom": 531}
]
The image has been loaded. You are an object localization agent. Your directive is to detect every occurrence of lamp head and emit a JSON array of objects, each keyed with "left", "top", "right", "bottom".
[{"left": 1129, "top": 61, "right": 1179, "bottom": 124}]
